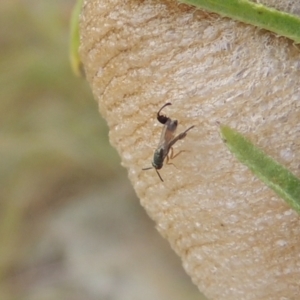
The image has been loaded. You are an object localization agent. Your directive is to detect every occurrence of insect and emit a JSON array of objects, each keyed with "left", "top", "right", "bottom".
[{"left": 142, "top": 102, "right": 195, "bottom": 181}]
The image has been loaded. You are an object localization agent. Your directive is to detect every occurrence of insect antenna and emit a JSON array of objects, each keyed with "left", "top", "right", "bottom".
[
  {"left": 142, "top": 166, "right": 164, "bottom": 182},
  {"left": 142, "top": 167, "right": 153, "bottom": 171},
  {"left": 155, "top": 168, "right": 164, "bottom": 182}
]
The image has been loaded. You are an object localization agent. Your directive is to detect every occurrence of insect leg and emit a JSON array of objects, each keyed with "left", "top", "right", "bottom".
[
  {"left": 166, "top": 147, "right": 172, "bottom": 165},
  {"left": 168, "top": 125, "right": 195, "bottom": 148},
  {"left": 170, "top": 150, "right": 186, "bottom": 160},
  {"left": 165, "top": 147, "right": 179, "bottom": 169}
]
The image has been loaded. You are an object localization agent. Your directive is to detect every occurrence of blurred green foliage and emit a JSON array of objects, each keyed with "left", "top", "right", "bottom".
[
  {"left": 0, "top": 2, "right": 206, "bottom": 300},
  {"left": 221, "top": 126, "right": 300, "bottom": 214},
  {"left": 0, "top": 0, "right": 123, "bottom": 295},
  {"left": 69, "top": 0, "right": 84, "bottom": 76}
]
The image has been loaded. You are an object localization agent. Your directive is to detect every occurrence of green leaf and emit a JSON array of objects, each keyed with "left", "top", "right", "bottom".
[
  {"left": 179, "top": 0, "right": 300, "bottom": 43},
  {"left": 220, "top": 125, "right": 300, "bottom": 214},
  {"left": 69, "top": 0, "right": 84, "bottom": 77}
]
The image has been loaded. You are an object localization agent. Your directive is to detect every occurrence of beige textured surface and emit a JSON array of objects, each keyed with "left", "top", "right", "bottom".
[{"left": 79, "top": 0, "right": 300, "bottom": 299}]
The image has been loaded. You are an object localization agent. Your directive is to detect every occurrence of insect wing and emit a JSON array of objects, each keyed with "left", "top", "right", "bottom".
[{"left": 156, "top": 119, "right": 177, "bottom": 156}]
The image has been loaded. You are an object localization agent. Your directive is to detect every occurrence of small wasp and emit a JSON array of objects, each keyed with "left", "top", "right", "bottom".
[{"left": 142, "top": 102, "right": 195, "bottom": 181}]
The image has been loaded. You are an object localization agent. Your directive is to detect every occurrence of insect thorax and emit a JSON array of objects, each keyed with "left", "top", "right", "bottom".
[{"left": 152, "top": 148, "right": 164, "bottom": 169}]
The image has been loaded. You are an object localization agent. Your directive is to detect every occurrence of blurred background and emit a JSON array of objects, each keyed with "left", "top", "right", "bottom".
[{"left": 0, "top": 1, "right": 205, "bottom": 299}]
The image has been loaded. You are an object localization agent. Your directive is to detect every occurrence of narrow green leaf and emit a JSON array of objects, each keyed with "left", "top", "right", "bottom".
[
  {"left": 69, "top": 0, "right": 84, "bottom": 77},
  {"left": 179, "top": 0, "right": 300, "bottom": 43},
  {"left": 220, "top": 125, "right": 300, "bottom": 214}
]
